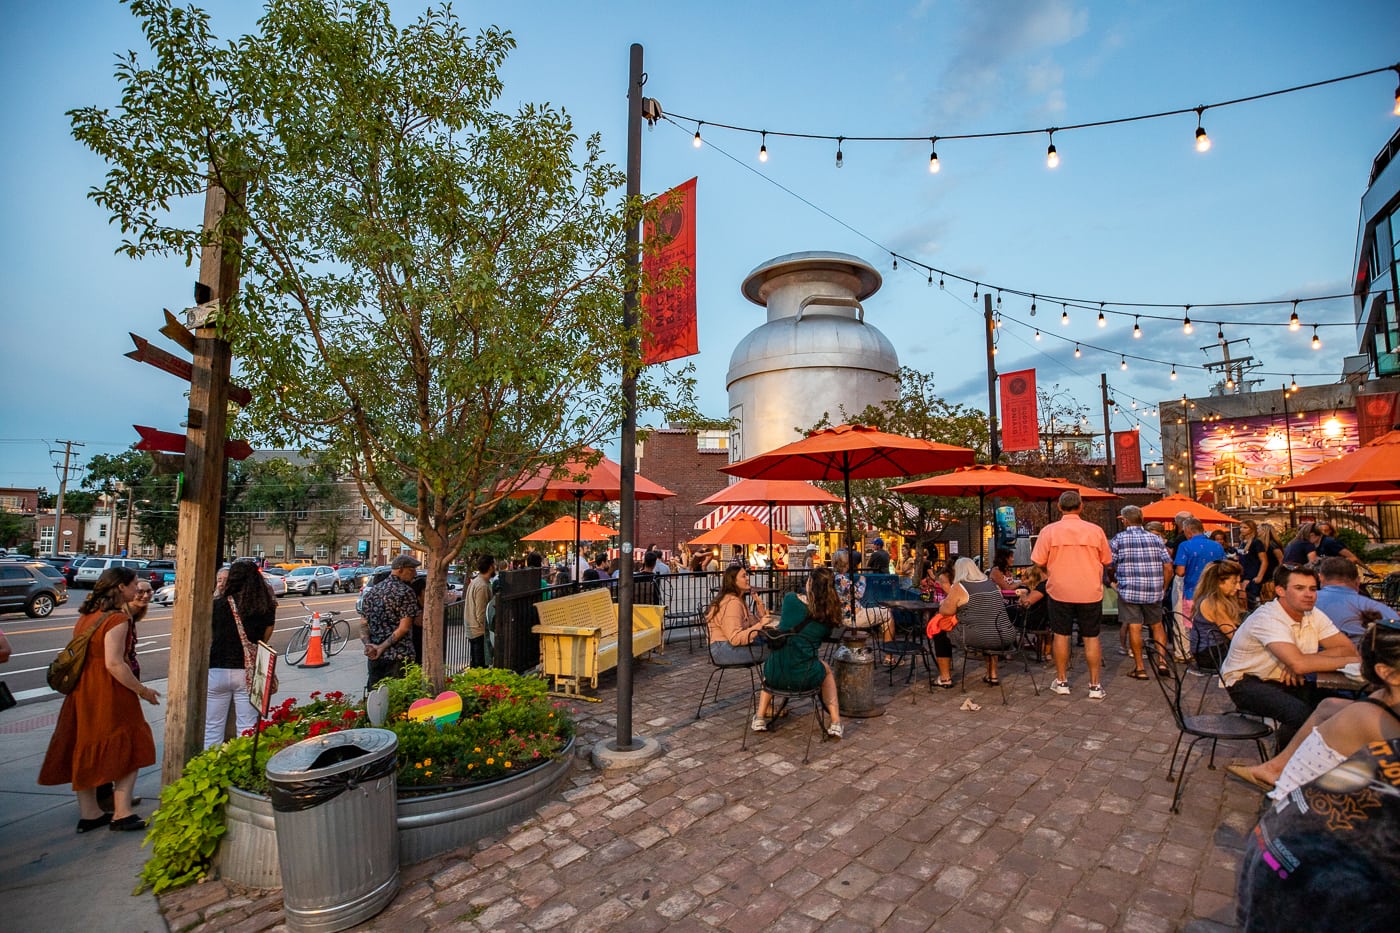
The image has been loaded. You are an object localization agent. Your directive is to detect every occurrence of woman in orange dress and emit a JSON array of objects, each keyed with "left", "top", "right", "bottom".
[{"left": 38, "top": 567, "right": 160, "bottom": 833}]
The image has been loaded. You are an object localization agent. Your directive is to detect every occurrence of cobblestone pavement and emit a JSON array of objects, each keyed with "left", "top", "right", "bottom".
[{"left": 161, "top": 639, "right": 1267, "bottom": 932}]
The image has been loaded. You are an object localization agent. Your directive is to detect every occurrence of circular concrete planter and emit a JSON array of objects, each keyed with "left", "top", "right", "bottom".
[{"left": 213, "top": 738, "right": 574, "bottom": 887}]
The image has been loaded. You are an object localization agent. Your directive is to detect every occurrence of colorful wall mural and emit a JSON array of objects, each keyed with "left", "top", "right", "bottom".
[{"left": 1189, "top": 409, "right": 1359, "bottom": 509}]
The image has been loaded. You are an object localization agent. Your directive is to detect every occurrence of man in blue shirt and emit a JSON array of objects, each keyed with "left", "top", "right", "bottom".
[
  {"left": 1110, "top": 505, "right": 1173, "bottom": 678},
  {"left": 1174, "top": 517, "right": 1226, "bottom": 625},
  {"left": 1313, "top": 556, "right": 1397, "bottom": 646}
]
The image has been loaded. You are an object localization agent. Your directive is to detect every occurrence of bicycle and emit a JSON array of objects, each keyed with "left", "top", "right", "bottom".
[{"left": 284, "top": 601, "right": 351, "bottom": 665}]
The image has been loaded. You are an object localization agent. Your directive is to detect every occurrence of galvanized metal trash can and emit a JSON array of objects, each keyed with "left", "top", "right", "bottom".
[{"left": 266, "top": 728, "right": 400, "bottom": 933}]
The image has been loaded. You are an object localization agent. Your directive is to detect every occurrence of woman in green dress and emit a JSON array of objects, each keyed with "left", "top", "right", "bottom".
[{"left": 753, "top": 567, "right": 844, "bottom": 739}]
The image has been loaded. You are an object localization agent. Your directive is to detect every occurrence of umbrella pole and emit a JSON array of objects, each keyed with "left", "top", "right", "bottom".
[
  {"left": 574, "top": 493, "right": 583, "bottom": 583},
  {"left": 844, "top": 468, "right": 857, "bottom": 622},
  {"left": 767, "top": 500, "right": 775, "bottom": 583},
  {"left": 979, "top": 491, "right": 986, "bottom": 567}
]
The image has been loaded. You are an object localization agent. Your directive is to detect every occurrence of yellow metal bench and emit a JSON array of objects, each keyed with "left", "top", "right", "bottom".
[{"left": 532, "top": 588, "right": 665, "bottom": 699}]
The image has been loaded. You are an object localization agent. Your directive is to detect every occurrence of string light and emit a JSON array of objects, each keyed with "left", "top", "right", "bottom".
[
  {"left": 1394, "top": 67, "right": 1400, "bottom": 116},
  {"left": 1120, "top": 355, "right": 1128, "bottom": 370},
  {"left": 927, "top": 270, "right": 933, "bottom": 287},
  {"left": 835, "top": 136, "right": 844, "bottom": 168},
  {"left": 758, "top": 131, "right": 768, "bottom": 162},
  {"left": 1097, "top": 307, "right": 1106, "bottom": 327},
  {"left": 1289, "top": 301, "right": 1300, "bottom": 330},
  {"left": 973, "top": 284, "right": 979, "bottom": 301},
  {"left": 938, "top": 276, "right": 945, "bottom": 289},
  {"left": 892, "top": 254, "right": 898, "bottom": 271},
  {"left": 1030, "top": 296, "right": 1037, "bottom": 316},
  {"left": 693, "top": 122, "right": 703, "bottom": 148},
  {"left": 1133, "top": 316, "right": 1142, "bottom": 338},
  {"left": 996, "top": 290, "right": 1003, "bottom": 308},
  {"left": 1182, "top": 308, "right": 1193, "bottom": 335},
  {"left": 928, "top": 137, "right": 940, "bottom": 173},
  {"left": 1194, "top": 106, "right": 1211, "bottom": 152},
  {"left": 1045, "top": 129, "right": 1059, "bottom": 169},
  {"left": 1312, "top": 326, "right": 1321, "bottom": 349},
  {"left": 1061, "top": 305, "right": 1069, "bottom": 326},
  {"left": 1074, "top": 343, "right": 1081, "bottom": 358},
  {"left": 1034, "top": 328, "right": 1041, "bottom": 341},
  {"left": 1216, "top": 323, "right": 1225, "bottom": 341},
  {"left": 1291, "top": 375, "right": 1299, "bottom": 392},
  {"left": 1170, "top": 364, "right": 1177, "bottom": 380}
]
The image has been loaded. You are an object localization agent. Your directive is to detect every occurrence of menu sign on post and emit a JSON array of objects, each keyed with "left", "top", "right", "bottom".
[
  {"left": 998, "top": 369, "right": 1039, "bottom": 452},
  {"left": 641, "top": 177, "right": 699, "bottom": 366},
  {"left": 1113, "top": 430, "right": 1145, "bottom": 486}
]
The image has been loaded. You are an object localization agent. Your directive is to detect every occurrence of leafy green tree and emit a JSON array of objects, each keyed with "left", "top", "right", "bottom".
[
  {"left": 808, "top": 368, "right": 991, "bottom": 550},
  {"left": 84, "top": 450, "right": 180, "bottom": 554},
  {"left": 0, "top": 512, "right": 34, "bottom": 549},
  {"left": 73, "top": 0, "right": 693, "bottom": 685},
  {"left": 241, "top": 458, "right": 318, "bottom": 557},
  {"left": 306, "top": 464, "right": 354, "bottom": 560}
]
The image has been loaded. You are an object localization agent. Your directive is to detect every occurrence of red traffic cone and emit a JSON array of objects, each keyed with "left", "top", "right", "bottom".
[{"left": 300, "top": 612, "right": 329, "bottom": 669}]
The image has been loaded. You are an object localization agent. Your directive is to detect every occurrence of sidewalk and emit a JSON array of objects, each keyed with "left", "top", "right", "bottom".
[
  {"left": 156, "top": 642, "right": 1262, "bottom": 932},
  {"left": 0, "top": 647, "right": 368, "bottom": 933}
]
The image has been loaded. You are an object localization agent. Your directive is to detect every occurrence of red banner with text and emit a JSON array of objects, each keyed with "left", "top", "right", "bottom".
[
  {"left": 1113, "top": 430, "right": 1145, "bottom": 486},
  {"left": 998, "top": 369, "right": 1039, "bottom": 452},
  {"left": 1356, "top": 391, "right": 1398, "bottom": 446},
  {"left": 641, "top": 177, "right": 699, "bottom": 366}
]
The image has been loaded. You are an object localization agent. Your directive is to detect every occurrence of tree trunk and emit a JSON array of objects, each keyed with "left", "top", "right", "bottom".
[{"left": 420, "top": 520, "right": 450, "bottom": 690}]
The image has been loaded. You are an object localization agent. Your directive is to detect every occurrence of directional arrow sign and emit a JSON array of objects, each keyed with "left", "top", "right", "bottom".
[
  {"left": 126, "top": 333, "right": 253, "bottom": 407},
  {"left": 133, "top": 426, "right": 254, "bottom": 461},
  {"left": 159, "top": 308, "right": 197, "bottom": 353}
]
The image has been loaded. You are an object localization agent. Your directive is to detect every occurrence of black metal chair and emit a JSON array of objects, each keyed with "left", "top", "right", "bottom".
[
  {"left": 956, "top": 625, "right": 1039, "bottom": 705},
  {"left": 658, "top": 576, "right": 708, "bottom": 653},
  {"left": 1144, "top": 642, "right": 1273, "bottom": 813},
  {"left": 746, "top": 676, "right": 827, "bottom": 764},
  {"left": 696, "top": 638, "right": 764, "bottom": 719}
]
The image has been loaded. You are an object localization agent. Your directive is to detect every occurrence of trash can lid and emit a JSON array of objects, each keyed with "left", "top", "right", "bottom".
[{"left": 266, "top": 727, "right": 398, "bottom": 783}]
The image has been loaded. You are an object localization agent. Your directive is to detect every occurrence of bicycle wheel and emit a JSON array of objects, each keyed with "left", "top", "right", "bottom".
[
  {"left": 284, "top": 624, "right": 310, "bottom": 666},
  {"left": 323, "top": 618, "right": 350, "bottom": 656}
]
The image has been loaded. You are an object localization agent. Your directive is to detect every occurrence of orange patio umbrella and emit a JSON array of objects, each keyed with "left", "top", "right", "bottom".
[
  {"left": 1139, "top": 493, "right": 1239, "bottom": 526},
  {"left": 1277, "top": 429, "right": 1400, "bottom": 495},
  {"left": 690, "top": 512, "right": 798, "bottom": 548},
  {"left": 723, "top": 424, "right": 975, "bottom": 615},
  {"left": 506, "top": 448, "right": 675, "bottom": 573},
  {"left": 892, "top": 464, "right": 1071, "bottom": 562},
  {"left": 698, "top": 478, "right": 842, "bottom": 561},
  {"left": 521, "top": 515, "right": 620, "bottom": 543}
]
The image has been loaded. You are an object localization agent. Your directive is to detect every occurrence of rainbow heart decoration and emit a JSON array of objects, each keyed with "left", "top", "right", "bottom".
[{"left": 407, "top": 691, "right": 462, "bottom": 726}]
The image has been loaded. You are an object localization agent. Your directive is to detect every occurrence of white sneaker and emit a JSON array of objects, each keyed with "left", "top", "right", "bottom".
[
  {"left": 750, "top": 717, "right": 768, "bottom": 732},
  {"left": 1051, "top": 680, "right": 1071, "bottom": 695},
  {"left": 1088, "top": 684, "right": 1107, "bottom": 700},
  {"left": 827, "top": 722, "right": 844, "bottom": 740}
]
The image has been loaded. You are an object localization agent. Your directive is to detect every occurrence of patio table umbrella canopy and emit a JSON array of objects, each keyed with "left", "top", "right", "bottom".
[
  {"left": 891, "top": 464, "right": 1072, "bottom": 562},
  {"left": 1277, "top": 429, "right": 1400, "bottom": 494},
  {"left": 521, "top": 515, "right": 620, "bottom": 543},
  {"left": 721, "top": 425, "right": 975, "bottom": 618},
  {"left": 689, "top": 512, "right": 798, "bottom": 548},
  {"left": 1139, "top": 493, "right": 1239, "bottom": 526},
  {"left": 506, "top": 447, "right": 675, "bottom": 574},
  {"left": 698, "top": 478, "right": 842, "bottom": 562}
]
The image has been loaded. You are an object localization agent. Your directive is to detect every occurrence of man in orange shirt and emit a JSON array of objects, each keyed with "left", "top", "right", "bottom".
[{"left": 1031, "top": 490, "right": 1114, "bottom": 700}]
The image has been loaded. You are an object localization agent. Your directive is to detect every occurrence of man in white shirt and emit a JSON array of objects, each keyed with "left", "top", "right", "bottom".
[{"left": 1221, "top": 564, "right": 1360, "bottom": 748}]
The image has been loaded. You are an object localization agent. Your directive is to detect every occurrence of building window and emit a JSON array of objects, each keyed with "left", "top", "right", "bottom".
[
  {"left": 315, "top": 545, "right": 328, "bottom": 559},
  {"left": 274, "top": 545, "right": 285, "bottom": 557},
  {"left": 295, "top": 509, "right": 308, "bottom": 520},
  {"left": 254, "top": 510, "right": 267, "bottom": 520},
  {"left": 40, "top": 527, "right": 54, "bottom": 550},
  {"left": 0, "top": 495, "right": 25, "bottom": 511},
  {"left": 341, "top": 545, "right": 352, "bottom": 557},
  {"left": 253, "top": 545, "right": 264, "bottom": 558},
  {"left": 383, "top": 505, "right": 395, "bottom": 520},
  {"left": 98, "top": 522, "right": 108, "bottom": 539},
  {"left": 361, "top": 505, "right": 371, "bottom": 520}
]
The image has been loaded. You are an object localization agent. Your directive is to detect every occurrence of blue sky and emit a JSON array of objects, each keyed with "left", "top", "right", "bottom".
[{"left": 2, "top": 0, "right": 1397, "bottom": 491}]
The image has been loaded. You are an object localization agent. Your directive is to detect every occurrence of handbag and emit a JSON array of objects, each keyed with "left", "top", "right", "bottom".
[
  {"left": 0, "top": 681, "right": 15, "bottom": 711},
  {"left": 230, "top": 598, "right": 277, "bottom": 697},
  {"left": 46, "top": 613, "right": 112, "bottom": 694}
]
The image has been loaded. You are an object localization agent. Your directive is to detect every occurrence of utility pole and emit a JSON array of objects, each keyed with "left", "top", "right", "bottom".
[
  {"left": 122, "top": 484, "right": 135, "bottom": 556},
  {"left": 983, "top": 292, "right": 999, "bottom": 462},
  {"left": 163, "top": 177, "right": 241, "bottom": 785},
  {"left": 50, "top": 440, "right": 84, "bottom": 556},
  {"left": 1100, "top": 374, "right": 1114, "bottom": 490}
]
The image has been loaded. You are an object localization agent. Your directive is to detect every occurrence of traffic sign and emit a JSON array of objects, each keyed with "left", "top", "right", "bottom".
[
  {"left": 133, "top": 426, "right": 254, "bottom": 461},
  {"left": 126, "top": 333, "right": 253, "bottom": 407}
]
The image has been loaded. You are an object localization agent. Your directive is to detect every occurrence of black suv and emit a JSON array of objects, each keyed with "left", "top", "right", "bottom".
[
  {"left": 143, "top": 559, "right": 177, "bottom": 586},
  {"left": 0, "top": 561, "right": 69, "bottom": 618}
]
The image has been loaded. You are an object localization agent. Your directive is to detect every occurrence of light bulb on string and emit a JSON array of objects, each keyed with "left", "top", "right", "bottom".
[
  {"left": 1289, "top": 301, "right": 1300, "bottom": 330},
  {"left": 938, "top": 276, "right": 945, "bottom": 289},
  {"left": 1290, "top": 375, "right": 1298, "bottom": 392},
  {"left": 1394, "top": 67, "right": 1400, "bottom": 116},
  {"left": 1120, "top": 355, "right": 1127, "bottom": 371},
  {"left": 835, "top": 136, "right": 844, "bottom": 168},
  {"left": 996, "top": 290, "right": 1002, "bottom": 309},
  {"left": 1034, "top": 328, "right": 1041, "bottom": 341},
  {"left": 973, "top": 283, "right": 979, "bottom": 301},
  {"left": 928, "top": 137, "right": 940, "bottom": 173},
  {"left": 693, "top": 122, "right": 703, "bottom": 148},
  {"left": 1097, "top": 306, "right": 1106, "bottom": 327},
  {"left": 1030, "top": 296, "right": 1037, "bottom": 316},
  {"left": 1061, "top": 304, "right": 1069, "bottom": 326},
  {"left": 927, "top": 271, "right": 933, "bottom": 287},
  {"left": 892, "top": 254, "right": 898, "bottom": 271},
  {"left": 1133, "top": 316, "right": 1142, "bottom": 338},
  {"left": 758, "top": 131, "right": 768, "bottom": 162},
  {"left": 1194, "top": 106, "right": 1211, "bottom": 152},
  {"left": 1216, "top": 323, "right": 1225, "bottom": 341},
  {"left": 1182, "top": 308, "right": 1193, "bottom": 335},
  {"left": 1170, "top": 364, "right": 1177, "bottom": 380},
  {"left": 1045, "top": 129, "right": 1059, "bottom": 168},
  {"left": 1074, "top": 343, "right": 1081, "bottom": 358},
  {"left": 1312, "top": 326, "right": 1321, "bottom": 350}
]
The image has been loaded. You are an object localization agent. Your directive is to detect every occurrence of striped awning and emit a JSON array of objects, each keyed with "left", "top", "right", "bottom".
[{"left": 694, "top": 504, "right": 825, "bottom": 532}]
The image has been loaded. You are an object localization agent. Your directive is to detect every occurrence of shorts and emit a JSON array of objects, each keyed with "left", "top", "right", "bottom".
[
  {"left": 1047, "top": 598, "right": 1102, "bottom": 638},
  {"left": 1118, "top": 600, "right": 1163, "bottom": 629}
]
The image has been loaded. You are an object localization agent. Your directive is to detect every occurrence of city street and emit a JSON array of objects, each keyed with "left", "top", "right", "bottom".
[{"left": 0, "top": 590, "right": 358, "bottom": 704}]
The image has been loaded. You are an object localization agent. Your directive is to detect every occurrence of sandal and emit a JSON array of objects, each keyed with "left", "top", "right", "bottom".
[
  {"left": 935, "top": 677, "right": 954, "bottom": 689},
  {"left": 1226, "top": 764, "right": 1274, "bottom": 793},
  {"left": 981, "top": 675, "right": 1000, "bottom": 686},
  {"left": 1128, "top": 669, "right": 1150, "bottom": 680},
  {"left": 1156, "top": 664, "right": 1170, "bottom": 676}
]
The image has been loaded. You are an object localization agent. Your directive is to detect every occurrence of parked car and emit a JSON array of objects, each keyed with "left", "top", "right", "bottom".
[
  {"left": 275, "top": 558, "right": 316, "bottom": 571},
  {"left": 262, "top": 569, "right": 287, "bottom": 598},
  {"left": 334, "top": 566, "right": 363, "bottom": 590},
  {"left": 152, "top": 583, "right": 176, "bottom": 606},
  {"left": 0, "top": 561, "right": 69, "bottom": 617},
  {"left": 143, "top": 559, "right": 177, "bottom": 586},
  {"left": 283, "top": 565, "right": 339, "bottom": 596},
  {"left": 57, "top": 555, "right": 90, "bottom": 585},
  {"left": 73, "top": 556, "right": 148, "bottom": 588}
]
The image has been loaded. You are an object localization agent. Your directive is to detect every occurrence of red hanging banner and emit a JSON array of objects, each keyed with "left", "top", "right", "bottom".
[
  {"left": 1113, "top": 430, "right": 1145, "bottom": 485},
  {"left": 998, "top": 368, "right": 1039, "bottom": 452},
  {"left": 1356, "top": 391, "right": 1398, "bottom": 446},
  {"left": 641, "top": 177, "right": 699, "bottom": 366}
]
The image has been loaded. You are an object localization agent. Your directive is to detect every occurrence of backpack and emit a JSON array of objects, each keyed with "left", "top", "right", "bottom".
[{"left": 46, "top": 615, "right": 108, "bottom": 694}]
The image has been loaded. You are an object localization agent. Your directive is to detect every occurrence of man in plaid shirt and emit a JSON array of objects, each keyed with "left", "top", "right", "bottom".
[{"left": 1110, "top": 505, "right": 1173, "bottom": 680}]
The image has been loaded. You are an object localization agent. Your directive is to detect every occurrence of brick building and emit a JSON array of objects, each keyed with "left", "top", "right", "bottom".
[{"left": 634, "top": 427, "right": 731, "bottom": 558}]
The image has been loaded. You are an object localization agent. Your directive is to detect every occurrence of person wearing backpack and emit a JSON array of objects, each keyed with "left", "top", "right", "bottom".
[{"left": 37, "top": 567, "right": 159, "bottom": 833}]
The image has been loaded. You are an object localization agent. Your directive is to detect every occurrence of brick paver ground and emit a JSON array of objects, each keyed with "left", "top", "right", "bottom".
[{"left": 161, "top": 638, "right": 1266, "bottom": 932}]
